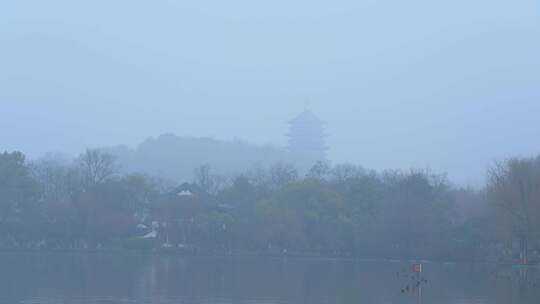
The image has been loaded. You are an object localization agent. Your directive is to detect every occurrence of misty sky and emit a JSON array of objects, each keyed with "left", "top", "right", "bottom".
[{"left": 1, "top": 0, "right": 540, "bottom": 186}]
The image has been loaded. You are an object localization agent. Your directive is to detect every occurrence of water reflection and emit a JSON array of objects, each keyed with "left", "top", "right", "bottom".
[{"left": 0, "top": 253, "right": 539, "bottom": 304}]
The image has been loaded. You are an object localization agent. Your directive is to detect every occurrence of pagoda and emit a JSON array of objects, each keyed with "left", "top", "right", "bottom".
[{"left": 287, "top": 110, "right": 328, "bottom": 170}]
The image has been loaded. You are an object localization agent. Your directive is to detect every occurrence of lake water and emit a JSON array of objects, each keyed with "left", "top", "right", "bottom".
[{"left": 1, "top": 252, "right": 539, "bottom": 304}]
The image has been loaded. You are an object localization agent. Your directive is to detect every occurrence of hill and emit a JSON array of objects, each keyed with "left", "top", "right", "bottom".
[{"left": 106, "top": 134, "right": 290, "bottom": 182}]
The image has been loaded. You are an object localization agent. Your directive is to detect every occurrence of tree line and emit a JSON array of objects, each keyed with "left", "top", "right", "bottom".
[{"left": 1, "top": 149, "right": 539, "bottom": 262}]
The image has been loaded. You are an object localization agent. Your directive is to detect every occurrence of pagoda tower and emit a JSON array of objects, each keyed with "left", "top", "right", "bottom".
[{"left": 287, "top": 110, "right": 328, "bottom": 170}]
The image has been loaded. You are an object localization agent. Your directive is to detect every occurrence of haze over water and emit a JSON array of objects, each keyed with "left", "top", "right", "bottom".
[{"left": 2, "top": 253, "right": 540, "bottom": 304}]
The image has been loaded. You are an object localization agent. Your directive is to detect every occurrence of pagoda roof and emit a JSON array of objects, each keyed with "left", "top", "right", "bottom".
[{"left": 288, "top": 110, "right": 326, "bottom": 125}]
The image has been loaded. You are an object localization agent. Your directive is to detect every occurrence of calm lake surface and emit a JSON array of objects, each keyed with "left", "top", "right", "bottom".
[{"left": 1, "top": 252, "right": 539, "bottom": 304}]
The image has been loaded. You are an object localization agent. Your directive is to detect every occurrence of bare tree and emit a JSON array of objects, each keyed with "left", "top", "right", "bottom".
[
  {"left": 268, "top": 162, "right": 298, "bottom": 189},
  {"left": 193, "top": 164, "right": 227, "bottom": 194},
  {"left": 487, "top": 156, "right": 540, "bottom": 260},
  {"left": 331, "top": 163, "right": 365, "bottom": 183},
  {"left": 31, "top": 158, "right": 72, "bottom": 204},
  {"left": 77, "top": 149, "right": 118, "bottom": 186},
  {"left": 306, "top": 161, "right": 331, "bottom": 181}
]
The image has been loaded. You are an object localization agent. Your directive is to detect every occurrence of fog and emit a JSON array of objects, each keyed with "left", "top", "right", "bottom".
[
  {"left": 4, "top": 3, "right": 540, "bottom": 303},
  {"left": 2, "top": 0, "right": 540, "bottom": 186}
]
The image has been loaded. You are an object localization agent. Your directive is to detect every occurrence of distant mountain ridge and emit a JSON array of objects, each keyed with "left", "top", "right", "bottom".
[{"left": 105, "top": 134, "right": 290, "bottom": 183}]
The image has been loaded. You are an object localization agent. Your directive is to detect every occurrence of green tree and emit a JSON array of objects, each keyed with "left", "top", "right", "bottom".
[{"left": 0, "top": 151, "right": 40, "bottom": 243}]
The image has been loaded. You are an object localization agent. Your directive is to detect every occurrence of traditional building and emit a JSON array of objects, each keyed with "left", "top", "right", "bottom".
[{"left": 287, "top": 110, "right": 328, "bottom": 170}]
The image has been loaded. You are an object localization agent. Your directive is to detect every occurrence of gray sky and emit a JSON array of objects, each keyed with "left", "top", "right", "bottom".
[{"left": 1, "top": 0, "right": 540, "bottom": 186}]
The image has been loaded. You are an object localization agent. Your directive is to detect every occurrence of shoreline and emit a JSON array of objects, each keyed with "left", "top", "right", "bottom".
[{"left": 0, "top": 248, "right": 537, "bottom": 266}]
